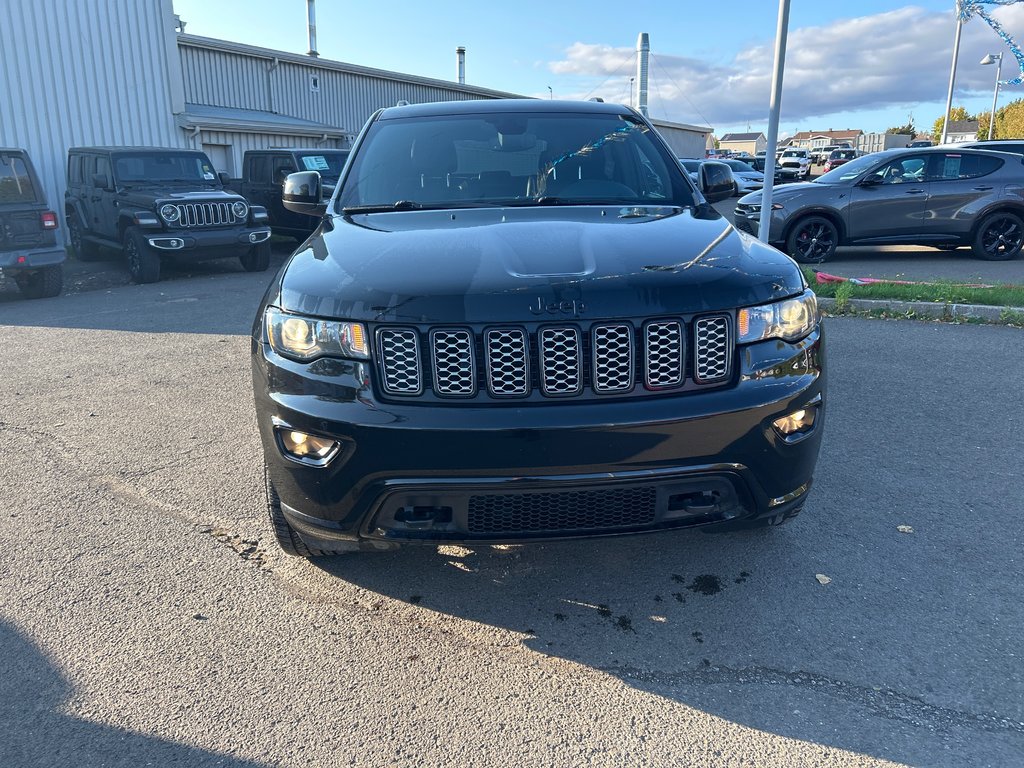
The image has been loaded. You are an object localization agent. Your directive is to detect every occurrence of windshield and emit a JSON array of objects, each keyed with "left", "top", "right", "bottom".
[
  {"left": 296, "top": 151, "right": 350, "bottom": 181},
  {"left": 831, "top": 150, "right": 857, "bottom": 160},
  {"left": 338, "top": 111, "right": 695, "bottom": 211},
  {"left": 814, "top": 152, "right": 881, "bottom": 183},
  {"left": 723, "top": 159, "right": 755, "bottom": 172},
  {"left": 781, "top": 150, "right": 805, "bottom": 158},
  {"left": 0, "top": 154, "right": 38, "bottom": 203},
  {"left": 113, "top": 153, "right": 219, "bottom": 184},
  {"left": 680, "top": 160, "right": 700, "bottom": 172}
]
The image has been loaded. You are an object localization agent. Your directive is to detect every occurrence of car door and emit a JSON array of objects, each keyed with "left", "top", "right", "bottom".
[
  {"left": 270, "top": 154, "right": 301, "bottom": 231},
  {"left": 847, "top": 154, "right": 930, "bottom": 242},
  {"left": 94, "top": 155, "right": 119, "bottom": 240},
  {"left": 920, "top": 151, "right": 1004, "bottom": 239}
]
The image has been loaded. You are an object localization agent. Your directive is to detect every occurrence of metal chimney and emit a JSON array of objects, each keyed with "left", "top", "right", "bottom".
[
  {"left": 456, "top": 46, "right": 466, "bottom": 84},
  {"left": 636, "top": 32, "right": 650, "bottom": 117},
  {"left": 306, "top": 0, "right": 319, "bottom": 57}
]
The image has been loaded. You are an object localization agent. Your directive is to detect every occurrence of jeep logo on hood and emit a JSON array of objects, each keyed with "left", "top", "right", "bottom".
[{"left": 529, "top": 298, "right": 586, "bottom": 317}]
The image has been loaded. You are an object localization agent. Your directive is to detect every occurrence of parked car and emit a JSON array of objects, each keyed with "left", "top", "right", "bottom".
[
  {"left": 822, "top": 148, "right": 860, "bottom": 172},
  {"left": 720, "top": 158, "right": 765, "bottom": 195},
  {"left": 907, "top": 140, "right": 934, "bottom": 148},
  {"left": 65, "top": 147, "right": 272, "bottom": 283},
  {"left": 948, "top": 139, "right": 1024, "bottom": 155},
  {"left": 778, "top": 148, "right": 811, "bottom": 179},
  {"left": 254, "top": 98, "right": 826, "bottom": 557},
  {"left": 233, "top": 148, "right": 350, "bottom": 240},
  {"left": 733, "top": 146, "right": 1024, "bottom": 262},
  {"left": 749, "top": 154, "right": 791, "bottom": 184},
  {"left": 0, "top": 148, "right": 64, "bottom": 299},
  {"left": 677, "top": 159, "right": 737, "bottom": 201}
]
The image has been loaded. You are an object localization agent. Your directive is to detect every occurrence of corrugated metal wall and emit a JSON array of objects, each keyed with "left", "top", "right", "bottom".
[
  {"left": 0, "top": 0, "right": 185, "bottom": 236},
  {"left": 654, "top": 126, "right": 711, "bottom": 160},
  {"left": 180, "top": 43, "right": 491, "bottom": 139}
]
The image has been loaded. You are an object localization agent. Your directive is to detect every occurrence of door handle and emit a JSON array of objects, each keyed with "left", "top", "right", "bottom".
[
  {"left": 904, "top": 189, "right": 926, "bottom": 194},
  {"left": 973, "top": 185, "right": 993, "bottom": 191}
]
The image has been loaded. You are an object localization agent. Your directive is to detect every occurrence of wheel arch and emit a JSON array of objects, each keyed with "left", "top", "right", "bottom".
[
  {"left": 968, "top": 202, "right": 1024, "bottom": 240},
  {"left": 782, "top": 207, "right": 847, "bottom": 246}
]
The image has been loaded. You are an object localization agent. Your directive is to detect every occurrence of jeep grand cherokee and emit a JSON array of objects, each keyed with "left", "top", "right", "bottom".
[{"left": 252, "top": 99, "right": 826, "bottom": 557}]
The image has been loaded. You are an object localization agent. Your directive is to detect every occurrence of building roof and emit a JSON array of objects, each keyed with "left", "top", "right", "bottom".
[
  {"left": 791, "top": 129, "right": 863, "bottom": 140},
  {"left": 946, "top": 120, "right": 979, "bottom": 133},
  {"left": 720, "top": 132, "right": 765, "bottom": 142},
  {"left": 178, "top": 103, "right": 351, "bottom": 138}
]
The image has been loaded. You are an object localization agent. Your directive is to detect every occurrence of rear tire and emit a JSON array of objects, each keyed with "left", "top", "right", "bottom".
[
  {"left": 972, "top": 211, "right": 1024, "bottom": 261},
  {"left": 15, "top": 265, "right": 63, "bottom": 299},
  {"left": 68, "top": 216, "right": 103, "bottom": 261},
  {"left": 786, "top": 215, "right": 839, "bottom": 264},
  {"left": 240, "top": 241, "right": 271, "bottom": 272},
  {"left": 124, "top": 226, "right": 161, "bottom": 283}
]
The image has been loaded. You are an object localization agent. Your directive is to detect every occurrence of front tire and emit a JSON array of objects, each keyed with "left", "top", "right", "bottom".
[
  {"left": 786, "top": 215, "right": 839, "bottom": 264},
  {"left": 123, "top": 226, "right": 161, "bottom": 283},
  {"left": 15, "top": 265, "right": 63, "bottom": 299},
  {"left": 239, "top": 241, "right": 271, "bottom": 272},
  {"left": 265, "top": 465, "right": 352, "bottom": 558},
  {"left": 972, "top": 211, "right": 1024, "bottom": 261}
]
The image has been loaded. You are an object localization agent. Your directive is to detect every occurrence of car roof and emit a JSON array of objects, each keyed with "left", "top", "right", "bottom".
[
  {"left": 0, "top": 148, "right": 29, "bottom": 155},
  {"left": 379, "top": 98, "right": 639, "bottom": 120},
  {"left": 69, "top": 146, "right": 208, "bottom": 154}
]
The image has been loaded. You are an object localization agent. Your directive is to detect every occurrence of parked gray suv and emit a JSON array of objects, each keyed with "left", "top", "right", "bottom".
[{"left": 734, "top": 147, "right": 1024, "bottom": 262}]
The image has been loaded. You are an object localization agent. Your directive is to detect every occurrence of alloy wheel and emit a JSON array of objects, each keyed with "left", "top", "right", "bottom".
[
  {"left": 794, "top": 221, "right": 836, "bottom": 262},
  {"left": 981, "top": 215, "right": 1023, "bottom": 258}
]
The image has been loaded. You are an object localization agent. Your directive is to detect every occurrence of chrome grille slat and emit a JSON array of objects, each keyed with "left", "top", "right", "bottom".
[
  {"left": 377, "top": 328, "right": 422, "bottom": 395},
  {"left": 170, "top": 202, "right": 240, "bottom": 228},
  {"left": 485, "top": 329, "right": 529, "bottom": 396},
  {"left": 592, "top": 324, "right": 633, "bottom": 393},
  {"left": 694, "top": 315, "right": 732, "bottom": 383},
  {"left": 539, "top": 327, "right": 582, "bottom": 395},
  {"left": 644, "top": 320, "right": 683, "bottom": 388},
  {"left": 431, "top": 329, "right": 476, "bottom": 396}
]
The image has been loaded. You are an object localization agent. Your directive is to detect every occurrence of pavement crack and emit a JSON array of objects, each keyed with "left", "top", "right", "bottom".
[
  {"left": 195, "top": 524, "right": 273, "bottom": 572},
  {"left": 607, "top": 663, "right": 1024, "bottom": 735}
]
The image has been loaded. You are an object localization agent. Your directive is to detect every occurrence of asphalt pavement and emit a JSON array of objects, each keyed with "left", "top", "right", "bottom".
[{"left": 0, "top": 267, "right": 1021, "bottom": 767}]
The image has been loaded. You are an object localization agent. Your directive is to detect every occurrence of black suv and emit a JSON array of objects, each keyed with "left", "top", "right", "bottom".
[
  {"left": 65, "top": 147, "right": 271, "bottom": 283},
  {"left": 252, "top": 100, "right": 826, "bottom": 557},
  {"left": 235, "top": 149, "right": 350, "bottom": 239},
  {"left": 0, "top": 148, "right": 64, "bottom": 299}
]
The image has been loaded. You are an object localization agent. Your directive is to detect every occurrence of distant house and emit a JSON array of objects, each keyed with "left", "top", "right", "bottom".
[
  {"left": 719, "top": 132, "right": 766, "bottom": 155},
  {"left": 790, "top": 129, "right": 863, "bottom": 150},
  {"left": 945, "top": 120, "right": 979, "bottom": 142}
]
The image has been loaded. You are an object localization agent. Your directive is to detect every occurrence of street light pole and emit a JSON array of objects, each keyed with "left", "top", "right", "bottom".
[
  {"left": 940, "top": 2, "right": 964, "bottom": 145},
  {"left": 758, "top": 0, "right": 791, "bottom": 243},
  {"left": 981, "top": 52, "right": 1003, "bottom": 140}
]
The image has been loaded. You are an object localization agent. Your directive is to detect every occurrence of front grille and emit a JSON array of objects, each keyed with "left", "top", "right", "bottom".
[
  {"left": 374, "top": 317, "right": 733, "bottom": 399},
  {"left": 467, "top": 487, "right": 657, "bottom": 533},
  {"left": 168, "top": 201, "right": 241, "bottom": 228},
  {"left": 540, "top": 327, "right": 582, "bottom": 395},
  {"left": 694, "top": 315, "right": 732, "bottom": 382}
]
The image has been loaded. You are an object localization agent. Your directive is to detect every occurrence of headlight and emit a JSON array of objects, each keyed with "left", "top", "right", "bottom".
[
  {"left": 265, "top": 307, "right": 369, "bottom": 362},
  {"left": 232, "top": 200, "right": 249, "bottom": 219},
  {"left": 742, "top": 202, "right": 783, "bottom": 214},
  {"left": 159, "top": 204, "right": 179, "bottom": 222},
  {"left": 738, "top": 290, "right": 818, "bottom": 344}
]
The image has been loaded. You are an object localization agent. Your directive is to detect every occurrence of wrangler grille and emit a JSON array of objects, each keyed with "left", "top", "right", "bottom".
[
  {"left": 168, "top": 201, "right": 242, "bottom": 228},
  {"left": 373, "top": 318, "right": 733, "bottom": 399}
]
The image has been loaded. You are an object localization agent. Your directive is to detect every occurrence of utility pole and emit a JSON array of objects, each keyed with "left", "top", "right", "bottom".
[
  {"left": 758, "top": 0, "right": 791, "bottom": 243},
  {"left": 940, "top": 2, "right": 964, "bottom": 144}
]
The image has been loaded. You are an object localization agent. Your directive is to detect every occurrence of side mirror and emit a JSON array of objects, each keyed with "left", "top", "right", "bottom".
[
  {"left": 700, "top": 164, "right": 734, "bottom": 203},
  {"left": 282, "top": 171, "right": 327, "bottom": 217},
  {"left": 858, "top": 175, "right": 882, "bottom": 187},
  {"left": 218, "top": 171, "right": 231, "bottom": 187},
  {"left": 92, "top": 172, "right": 112, "bottom": 191}
]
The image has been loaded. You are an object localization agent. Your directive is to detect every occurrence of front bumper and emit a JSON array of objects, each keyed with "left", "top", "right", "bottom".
[
  {"left": 733, "top": 205, "right": 789, "bottom": 245},
  {"left": 145, "top": 226, "right": 271, "bottom": 256},
  {"left": 0, "top": 246, "right": 65, "bottom": 270},
  {"left": 253, "top": 325, "right": 826, "bottom": 547}
]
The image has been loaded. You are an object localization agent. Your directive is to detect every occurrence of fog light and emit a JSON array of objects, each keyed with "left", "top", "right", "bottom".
[
  {"left": 773, "top": 406, "right": 817, "bottom": 436},
  {"left": 277, "top": 427, "right": 340, "bottom": 465}
]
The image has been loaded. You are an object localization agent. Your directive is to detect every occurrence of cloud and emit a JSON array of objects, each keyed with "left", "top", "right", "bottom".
[{"left": 545, "top": 5, "right": 1024, "bottom": 126}]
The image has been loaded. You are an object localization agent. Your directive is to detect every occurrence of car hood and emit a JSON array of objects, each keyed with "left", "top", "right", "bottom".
[
  {"left": 273, "top": 206, "right": 805, "bottom": 324},
  {"left": 738, "top": 182, "right": 822, "bottom": 205},
  {"left": 118, "top": 188, "right": 244, "bottom": 205}
]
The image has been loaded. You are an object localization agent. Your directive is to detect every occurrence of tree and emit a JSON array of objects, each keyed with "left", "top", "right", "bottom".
[
  {"left": 886, "top": 115, "right": 916, "bottom": 136},
  {"left": 977, "top": 111, "right": 993, "bottom": 140},
  {"left": 933, "top": 106, "right": 972, "bottom": 141},
  {"left": 994, "top": 98, "right": 1024, "bottom": 139}
]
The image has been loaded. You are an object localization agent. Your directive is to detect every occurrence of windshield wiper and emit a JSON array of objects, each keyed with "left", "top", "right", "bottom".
[{"left": 342, "top": 200, "right": 495, "bottom": 214}]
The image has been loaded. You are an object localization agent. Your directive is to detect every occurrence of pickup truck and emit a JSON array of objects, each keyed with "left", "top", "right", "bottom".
[{"left": 233, "top": 149, "right": 350, "bottom": 240}]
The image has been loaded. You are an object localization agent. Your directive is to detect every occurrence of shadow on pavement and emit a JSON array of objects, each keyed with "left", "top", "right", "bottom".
[{"left": 0, "top": 618, "right": 272, "bottom": 768}]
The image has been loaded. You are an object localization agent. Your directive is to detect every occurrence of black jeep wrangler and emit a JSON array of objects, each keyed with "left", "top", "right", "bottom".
[
  {"left": 64, "top": 147, "right": 271, "bottom": 283},
  {"left": 0, "top": 148, "right": 64, "bottom": 299}
]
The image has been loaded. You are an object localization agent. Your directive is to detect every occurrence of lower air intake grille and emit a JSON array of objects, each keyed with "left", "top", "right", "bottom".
[{"left": 467, "top": 487, "right": 657, "bottom": 533}]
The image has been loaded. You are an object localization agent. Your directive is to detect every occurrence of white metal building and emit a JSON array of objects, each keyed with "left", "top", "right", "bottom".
[
  {"left": 858, "top": 133, "right": 912, "bottom": 154},
  {"left": 2, "top": 0, "right": 713, "bottom": 239}
]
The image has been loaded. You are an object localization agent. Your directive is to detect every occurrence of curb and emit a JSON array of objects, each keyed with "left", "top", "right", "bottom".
[{"left": 818, "top": 296, "right": 1023, "bottom": 321}]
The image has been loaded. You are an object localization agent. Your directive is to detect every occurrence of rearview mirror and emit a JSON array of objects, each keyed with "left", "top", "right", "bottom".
[
  {"left": 282, "top": 171, "right": 327, "bottom": 217},
  {"left": 218, "top": 171, "right": 231, "bottom": 187},
  {"left": 92, "top": 172, "right": 112, "bottom": 191}
]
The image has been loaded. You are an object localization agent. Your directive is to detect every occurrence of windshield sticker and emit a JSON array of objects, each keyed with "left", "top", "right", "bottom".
[
  {"left": 302, "top": 156, "right": 331, "bottom": 171},
  {"left": 203, "top": 172, "right": 215, "bottom": 180}
]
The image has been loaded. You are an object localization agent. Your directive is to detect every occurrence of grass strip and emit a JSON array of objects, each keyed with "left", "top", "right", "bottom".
[{"left": 802, "top": 268, "right": 1024, "bottom": 309}]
